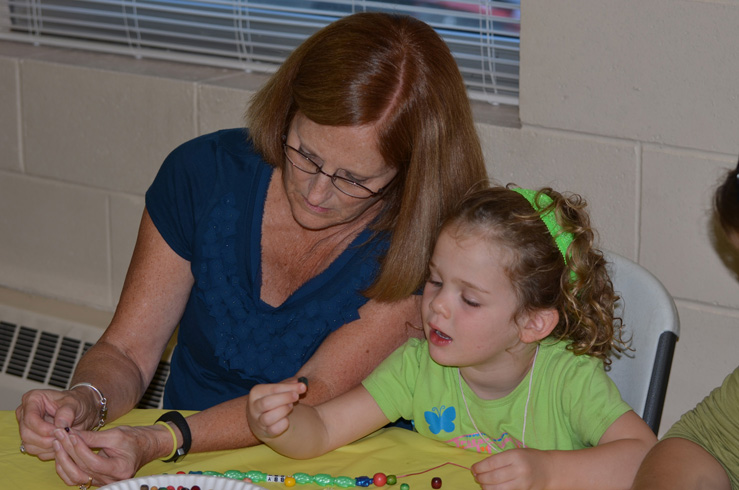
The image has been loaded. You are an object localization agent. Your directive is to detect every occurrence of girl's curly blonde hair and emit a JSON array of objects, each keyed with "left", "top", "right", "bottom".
[{"left": 443, "top": 185, "right": 626, "bottom": 365}]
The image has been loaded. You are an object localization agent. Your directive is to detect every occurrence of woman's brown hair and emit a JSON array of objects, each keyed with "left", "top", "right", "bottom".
[
  {"left": 246, "top": 12, "right": 487, "bottom": 302},
  {"left": 444, "top": 186, "right": 626, "bottom": 364}
]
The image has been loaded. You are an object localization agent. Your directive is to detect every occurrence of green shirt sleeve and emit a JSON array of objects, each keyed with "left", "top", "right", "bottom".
[
  {"left": 663, "top": 367, "right": 739, "bottom": 489},
  {"left": 362, "top": 338, "right": 425, "bottom": 422}
]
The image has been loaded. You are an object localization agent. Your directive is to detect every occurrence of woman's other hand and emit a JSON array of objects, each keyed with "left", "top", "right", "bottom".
[{"left": 51, "top": 424, "right": 172, "bottom": 487}]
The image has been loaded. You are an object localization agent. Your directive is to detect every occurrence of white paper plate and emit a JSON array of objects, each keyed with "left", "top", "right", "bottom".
[{"left": 99, "top": 474, "right": 267, "bottom": 490}]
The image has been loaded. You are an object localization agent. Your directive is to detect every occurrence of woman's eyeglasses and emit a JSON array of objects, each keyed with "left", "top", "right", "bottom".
[{"left": 283, "top": 143, "right": 389, "bottom": 199}]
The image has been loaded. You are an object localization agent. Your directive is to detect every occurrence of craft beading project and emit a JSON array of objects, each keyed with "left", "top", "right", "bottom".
[{"left": 170, "top": 462, "right": 465, "bottom": 488}]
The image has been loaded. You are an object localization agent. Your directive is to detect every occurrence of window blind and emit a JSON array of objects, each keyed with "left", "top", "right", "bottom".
[{"left": 0, "top": 0, "right": 519, "bottom": 105}]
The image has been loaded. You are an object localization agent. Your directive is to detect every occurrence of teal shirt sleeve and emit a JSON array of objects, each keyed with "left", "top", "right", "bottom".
[{"left": 362, "top": 338, "right": 425, "bottom": 423}]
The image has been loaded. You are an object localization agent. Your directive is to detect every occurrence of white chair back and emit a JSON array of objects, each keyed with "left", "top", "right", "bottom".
[{"left": 604, "top": 251, "right": 680, "bottom": 434}]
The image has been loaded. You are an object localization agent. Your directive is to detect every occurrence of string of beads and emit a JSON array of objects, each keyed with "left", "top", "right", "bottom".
[
  {"left": 177, "top": 462, "right": 465, "bottom": 488},
  {"left": 183, "top": 470, "right": 408, "bottom": 488}
]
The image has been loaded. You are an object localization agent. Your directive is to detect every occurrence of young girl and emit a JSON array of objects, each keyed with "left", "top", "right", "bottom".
[{"left": 247, "top": 186, "right": 657, "bottom": 490}]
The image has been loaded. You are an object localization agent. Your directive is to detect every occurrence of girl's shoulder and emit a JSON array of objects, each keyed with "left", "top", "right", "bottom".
[{"left": 537, "top": 339, "right": 605, "bottom": 376}]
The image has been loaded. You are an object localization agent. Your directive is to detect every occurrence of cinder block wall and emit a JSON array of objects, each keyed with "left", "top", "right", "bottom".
[{"left": 1, "top": 0, "right": 738, "bottom": 436}]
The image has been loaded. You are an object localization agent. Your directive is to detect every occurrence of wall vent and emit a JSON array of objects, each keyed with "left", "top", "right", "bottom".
[{"left": 0, "top": 303, "right": 169, "bottom": 411}]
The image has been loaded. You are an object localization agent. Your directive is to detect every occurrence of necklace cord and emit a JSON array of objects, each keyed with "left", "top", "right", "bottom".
[
  {"left": 396, "top": 461, "right": 471, "bottom": 478},
  {"left": 458, "top": 344, "right": 539, "bottom": 452}
]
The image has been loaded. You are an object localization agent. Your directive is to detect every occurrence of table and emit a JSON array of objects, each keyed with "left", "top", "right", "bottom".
[{"left": 2, "top": 410, "right": 483, "bottom": 489}]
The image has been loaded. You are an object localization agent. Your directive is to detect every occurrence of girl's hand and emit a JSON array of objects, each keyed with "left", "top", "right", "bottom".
[
  {"left": 472, "top": 448, "right": 552, "bottom": 490},
  {"left": 247, "top": 380, "right": 308, "bottom": 441},
  {"left": 52, "top": 425, "right": 159, "bottom": 487}
]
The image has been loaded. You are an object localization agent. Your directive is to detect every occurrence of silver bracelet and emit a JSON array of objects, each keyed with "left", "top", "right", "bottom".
[{"left": 70, "top": 382, "right": 108, "bottom": 430}]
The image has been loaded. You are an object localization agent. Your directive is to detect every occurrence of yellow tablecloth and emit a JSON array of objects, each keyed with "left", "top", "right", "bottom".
[{"left": 2, "top": 409, "right": 483, "bottom": 488}]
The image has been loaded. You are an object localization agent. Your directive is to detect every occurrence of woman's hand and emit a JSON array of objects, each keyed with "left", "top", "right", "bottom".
[
  {"left": 51, "top": 424, "right": 166, "bottom": 487},
  {"left": 16, "top": 387, "right": 101, "bottom": 460},
  {"left": 247, "top": 380, "right": 307, "bottom": 442},
  {"left": 472, "top": 448, "right": 552, "bottom": 490}
]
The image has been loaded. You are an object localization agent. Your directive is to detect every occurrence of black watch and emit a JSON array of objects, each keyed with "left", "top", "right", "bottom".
[{"left": 155, "top": 411, "right": 192, "bottom": 462}]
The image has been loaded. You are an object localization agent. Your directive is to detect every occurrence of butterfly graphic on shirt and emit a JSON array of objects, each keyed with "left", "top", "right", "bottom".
[{"left": 424, "top": 405, "right": 456, "bottom": 434}]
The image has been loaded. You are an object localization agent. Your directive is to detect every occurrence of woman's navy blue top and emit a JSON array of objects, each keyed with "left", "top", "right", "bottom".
[{"left": 145, "top": 129, "right": 387, "bottom": 410}]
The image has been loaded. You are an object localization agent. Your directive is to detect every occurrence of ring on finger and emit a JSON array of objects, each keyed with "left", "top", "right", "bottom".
[
  {"left": 79, "top": 475, "right": 93, "bottom": 489},
  {"left": 19, "top": 443, "right": 26, "bottom": 454}
]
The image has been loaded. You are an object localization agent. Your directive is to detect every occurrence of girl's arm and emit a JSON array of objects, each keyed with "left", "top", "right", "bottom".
[
  {"left": 248, "top": 383, "right": 391, "bottom": 459},
  {"left": 472, "top": 410, "right": 656, "bottom": 490}
]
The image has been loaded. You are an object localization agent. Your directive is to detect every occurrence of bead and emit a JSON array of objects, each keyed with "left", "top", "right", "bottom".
[
  {"left": 400, "top": 484, "right": 410, "bottom": 490},
  {"left": 356, "top": 475, "right": 372, "bottom": 487},
  {"left": 293, "top": 473, "right": 312, "bottom": 485},
  {"left": 284, "top": 476, "right": 296, "bottom": 487},
  {"left": 192, "top": 487, "right": 201, "bottom": 490},
  {"left": 297, "top": 376, "right": 309, "bottom": 387},
  {"left": 225, "top": 470, "right": 248, "bottom": 480},
  {"left": 386, "top": 474, "right": 397, "bottom": 485},
  {"left": 431, "top": 476, "right": 442, "bottom": 488},
  {"left": 313, "top": 474, "right": 333, "bottom": 486},
  {"left": 334, "top": 476, "right": 355, "bottom": 488},
  {"left": 245, "top": 470, "right": 267, "bottom": 482},
  {"left": 373, "top": 473, "right": 387, "bottom": 486}
]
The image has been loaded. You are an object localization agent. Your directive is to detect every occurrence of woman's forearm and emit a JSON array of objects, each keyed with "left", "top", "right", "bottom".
[{"left": 69, "top": 340, "right": 152, "bottom": 426}]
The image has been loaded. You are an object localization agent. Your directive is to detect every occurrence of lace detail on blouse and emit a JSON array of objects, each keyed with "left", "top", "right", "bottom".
[{"left": 194, "top": 192, "right": 382, "bottom": 382}]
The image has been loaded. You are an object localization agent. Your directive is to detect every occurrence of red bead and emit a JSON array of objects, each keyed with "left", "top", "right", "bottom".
[
  {"left": 431, "top": 476, "right": 442, "bottom": 489},
  {"left": 373, "top": 473, "right": 387, "bottom": 486}
]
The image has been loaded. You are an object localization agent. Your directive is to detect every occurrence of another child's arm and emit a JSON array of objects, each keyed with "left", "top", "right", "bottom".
[
  {"left": 630, "top": 437, "right": 731, "bottom": 490},
  {"left": 471, "top": 410, "right": 656, "bottom": 490},
  {"left": 247, "top": 380, "right": 391, "bottom": 459}
]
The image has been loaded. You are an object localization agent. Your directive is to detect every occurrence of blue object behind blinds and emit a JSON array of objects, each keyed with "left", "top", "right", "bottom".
[{"left": 0, "top": 0, "right": 520, "bottom": 104}]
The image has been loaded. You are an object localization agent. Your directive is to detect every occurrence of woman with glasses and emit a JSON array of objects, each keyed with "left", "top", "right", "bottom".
[{"left": 16, "top": 12, "right": 487, "bottom": 487}]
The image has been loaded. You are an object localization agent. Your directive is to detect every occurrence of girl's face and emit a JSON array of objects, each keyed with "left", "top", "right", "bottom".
[
  {"left": 281, "top": 113, "right": 397, "bottom": 231},
  {"left": 421, "top": 226, "right": 525, "bottom": 371}
]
